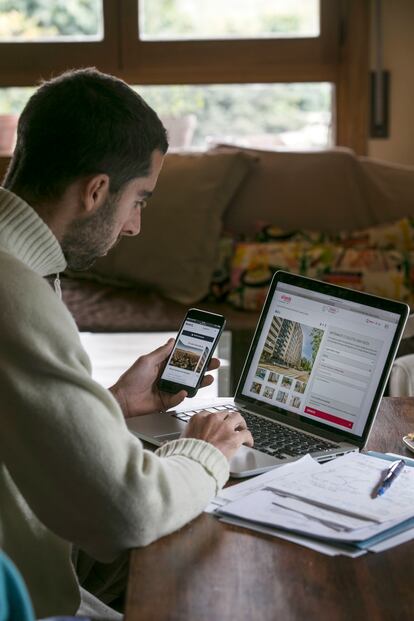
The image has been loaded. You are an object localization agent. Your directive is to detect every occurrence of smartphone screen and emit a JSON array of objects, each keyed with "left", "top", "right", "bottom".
[{"left": 159, "top": 309, "right": 225, "bottom": 395}]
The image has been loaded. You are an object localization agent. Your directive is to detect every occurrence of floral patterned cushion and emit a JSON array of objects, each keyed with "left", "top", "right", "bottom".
[
  {"left": 225, "top": 219, "right": 414, "bottom": 311},
  {"left": 337, "top": 217, "right": 414, "bottom": 250}
]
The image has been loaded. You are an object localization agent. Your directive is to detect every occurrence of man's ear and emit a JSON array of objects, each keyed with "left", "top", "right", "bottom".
[{"left": 82, "top": 174, "right": 110, "bottom": 214}]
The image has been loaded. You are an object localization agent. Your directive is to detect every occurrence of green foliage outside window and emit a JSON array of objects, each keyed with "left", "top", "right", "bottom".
[
  {"left": 0, "top": 88, "right": 34, "bottom": 114},
  {"left": 137, "top": 83, "right": 332, "bottom": 148},
  {"left": 0, "top": 0, "right": 101, "bottom": 38},
  {"left": 0, "top": 82, "right": 332, "bottom": 149},
  {"left": 140, "top": 0, "right": 318, "bottom": 40}
]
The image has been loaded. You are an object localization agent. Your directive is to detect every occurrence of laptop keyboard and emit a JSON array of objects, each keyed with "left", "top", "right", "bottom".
[{"left": 171, "top": 404, "right": 339, "bottom": 460}]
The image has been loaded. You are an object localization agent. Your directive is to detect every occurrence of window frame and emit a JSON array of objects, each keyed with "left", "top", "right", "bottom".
[
  {"left": 119, "top": 0, "right": 340, "bottom": 85},
  {"left": 0, "top": 0, "right": 369, "bottom": 154}
]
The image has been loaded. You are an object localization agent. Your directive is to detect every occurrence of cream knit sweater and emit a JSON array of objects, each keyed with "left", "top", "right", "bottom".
[{"left": 0, "top": 187, "right": 229, "bottom": 618}]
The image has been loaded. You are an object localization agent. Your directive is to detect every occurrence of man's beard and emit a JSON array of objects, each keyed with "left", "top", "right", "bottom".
[{"left": 61, "top": 195, "right": 119, "bottom": 271}]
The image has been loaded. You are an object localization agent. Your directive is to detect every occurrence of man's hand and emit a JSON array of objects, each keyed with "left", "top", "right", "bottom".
[
  {"left": 181, "top": 410, "right": 254, "bottom": 461},
  {"left": 109, "top": 339, "right": 220, "bottom": 418}
]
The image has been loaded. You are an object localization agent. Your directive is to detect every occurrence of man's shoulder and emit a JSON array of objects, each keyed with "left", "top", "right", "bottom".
[
  {"left": 0, "top": 249, "right": 52, "bottom": 296},
  {"left": 0, "top": 249, "right": 76, "bottom": 331},
  {"left": 0, "top": 247, "right": 42, "bottom": 277}
]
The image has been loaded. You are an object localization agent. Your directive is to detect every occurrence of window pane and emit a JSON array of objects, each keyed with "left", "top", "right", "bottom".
[
  {"left": 0, "top": 0, "right": 103, "bottom": 41},
  {"left": 135, "top": 83, "right": 333, "bottom": 150},
  {"left": 0, "top": 83, "right": 333, "bottom": 156},
  {"left": 139, "top": 0, "right": 319, "bottom": 40}
]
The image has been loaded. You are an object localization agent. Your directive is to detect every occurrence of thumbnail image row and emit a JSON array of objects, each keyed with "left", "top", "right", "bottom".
[
  {"left": 255, "top": 366, "right": 307, "bottom": 394},
  {"left": 250, "top": 381, "right": 302, "bottom": 409}
]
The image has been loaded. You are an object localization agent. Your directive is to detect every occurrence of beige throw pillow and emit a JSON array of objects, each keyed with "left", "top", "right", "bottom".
[{"left": 85, "top": 151, "right": 252, "bottom": 304}]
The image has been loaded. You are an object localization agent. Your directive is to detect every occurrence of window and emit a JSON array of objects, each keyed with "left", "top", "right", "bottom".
[{"left": 0, "top": 1, "right": 369, "bottom": 154}]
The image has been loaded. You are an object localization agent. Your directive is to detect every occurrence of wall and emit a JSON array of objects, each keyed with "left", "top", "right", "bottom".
[{"left": 368, "top": 0, "right": 414, "bottom": 165}]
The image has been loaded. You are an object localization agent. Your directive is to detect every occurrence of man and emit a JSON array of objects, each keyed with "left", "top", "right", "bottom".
[{"left": 0, "top": 68, "right": 252, "bottom": 620}]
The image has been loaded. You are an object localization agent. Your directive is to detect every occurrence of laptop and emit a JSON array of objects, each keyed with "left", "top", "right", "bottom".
[{"left": 127, "top": 271, "right": 409, "bottom": 477}]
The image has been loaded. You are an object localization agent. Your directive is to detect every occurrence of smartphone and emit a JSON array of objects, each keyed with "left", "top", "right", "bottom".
[{"left": 158, "top": 308, "right": 226, "bottom": 398}]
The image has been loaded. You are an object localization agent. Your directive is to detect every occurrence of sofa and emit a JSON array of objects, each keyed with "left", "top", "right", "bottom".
[
  {"left": 56, "top": 146, "right": 414, "bottom": 390},
  {"left": 2, "top": 146, "right": 414, "bottom": 390}
]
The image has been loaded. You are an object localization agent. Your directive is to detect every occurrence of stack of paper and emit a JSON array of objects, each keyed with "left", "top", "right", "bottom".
[{"left": 206, "top": 452, "right": 414, "bottom": 557}]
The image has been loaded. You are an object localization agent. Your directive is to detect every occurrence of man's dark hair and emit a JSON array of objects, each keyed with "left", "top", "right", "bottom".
[{"left": 3, "top": 68, "right": 168, "bottom": 202}]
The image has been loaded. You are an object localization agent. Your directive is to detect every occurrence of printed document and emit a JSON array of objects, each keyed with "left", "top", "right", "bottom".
[{"left": 265, "top": 452, "right": 414, "bottom": 523}]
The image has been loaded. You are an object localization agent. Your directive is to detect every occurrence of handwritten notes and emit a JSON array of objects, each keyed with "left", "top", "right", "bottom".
[{"left": 266, "top": 452, "right": 414, "bottom": 523}]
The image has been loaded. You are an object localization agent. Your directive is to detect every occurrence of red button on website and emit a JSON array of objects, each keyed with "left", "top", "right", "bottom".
[{"left": 304, "top": 407, "right": 354, "bottom": 429}]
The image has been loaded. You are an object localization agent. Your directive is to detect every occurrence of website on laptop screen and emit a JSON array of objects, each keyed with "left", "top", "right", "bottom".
[{"left": 241, "top": 282, "right": 400, "bottom": 437}]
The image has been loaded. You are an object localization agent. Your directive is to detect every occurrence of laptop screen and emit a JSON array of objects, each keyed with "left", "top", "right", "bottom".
[{"left": 238, "top": 272, "right": 408, "bottom": 443}]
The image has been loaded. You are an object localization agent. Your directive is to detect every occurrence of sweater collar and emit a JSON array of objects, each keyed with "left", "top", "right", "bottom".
[{"left": 0, "top": 187, "right": 67, "bottom": 276}]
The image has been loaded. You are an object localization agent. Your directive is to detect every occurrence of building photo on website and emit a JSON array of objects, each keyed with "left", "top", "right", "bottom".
[
  {"left": 170, "top": 338, "right": 204, "bottom": 371},
  {"left": 259, "top": 316, "right": 324, "bottom": 385}
]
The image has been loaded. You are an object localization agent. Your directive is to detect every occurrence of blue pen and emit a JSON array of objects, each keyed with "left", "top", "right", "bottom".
[{"left": 375, "top": 459, "right": 405, "bottom": 497}]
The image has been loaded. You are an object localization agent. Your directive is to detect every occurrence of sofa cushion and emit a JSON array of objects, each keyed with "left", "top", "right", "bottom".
[
  {"left": 337, "top": 217, "right": 414, "bottom": 250},
  {"left": 229, "top": 239, "right": 331, "bottom": 311},
  {"left": 81, "top": 150, "right": 253, "bottom": 304},
  {"left": 255, "top": 218, "right": 414, "bottom": 250},
  {"left": 212, "top": 145, "right": 371, "bottom": 234},
  {"left": 213, "top": 145, "right": 414, "bottom": 236},
  {"left": 228, "top": 224, "right": 414, "bottom": 311}
]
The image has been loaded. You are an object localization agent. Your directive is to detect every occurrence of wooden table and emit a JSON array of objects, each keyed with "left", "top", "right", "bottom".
[{"left": 125, "top": 398, "right": 414, "bottom": 621}]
